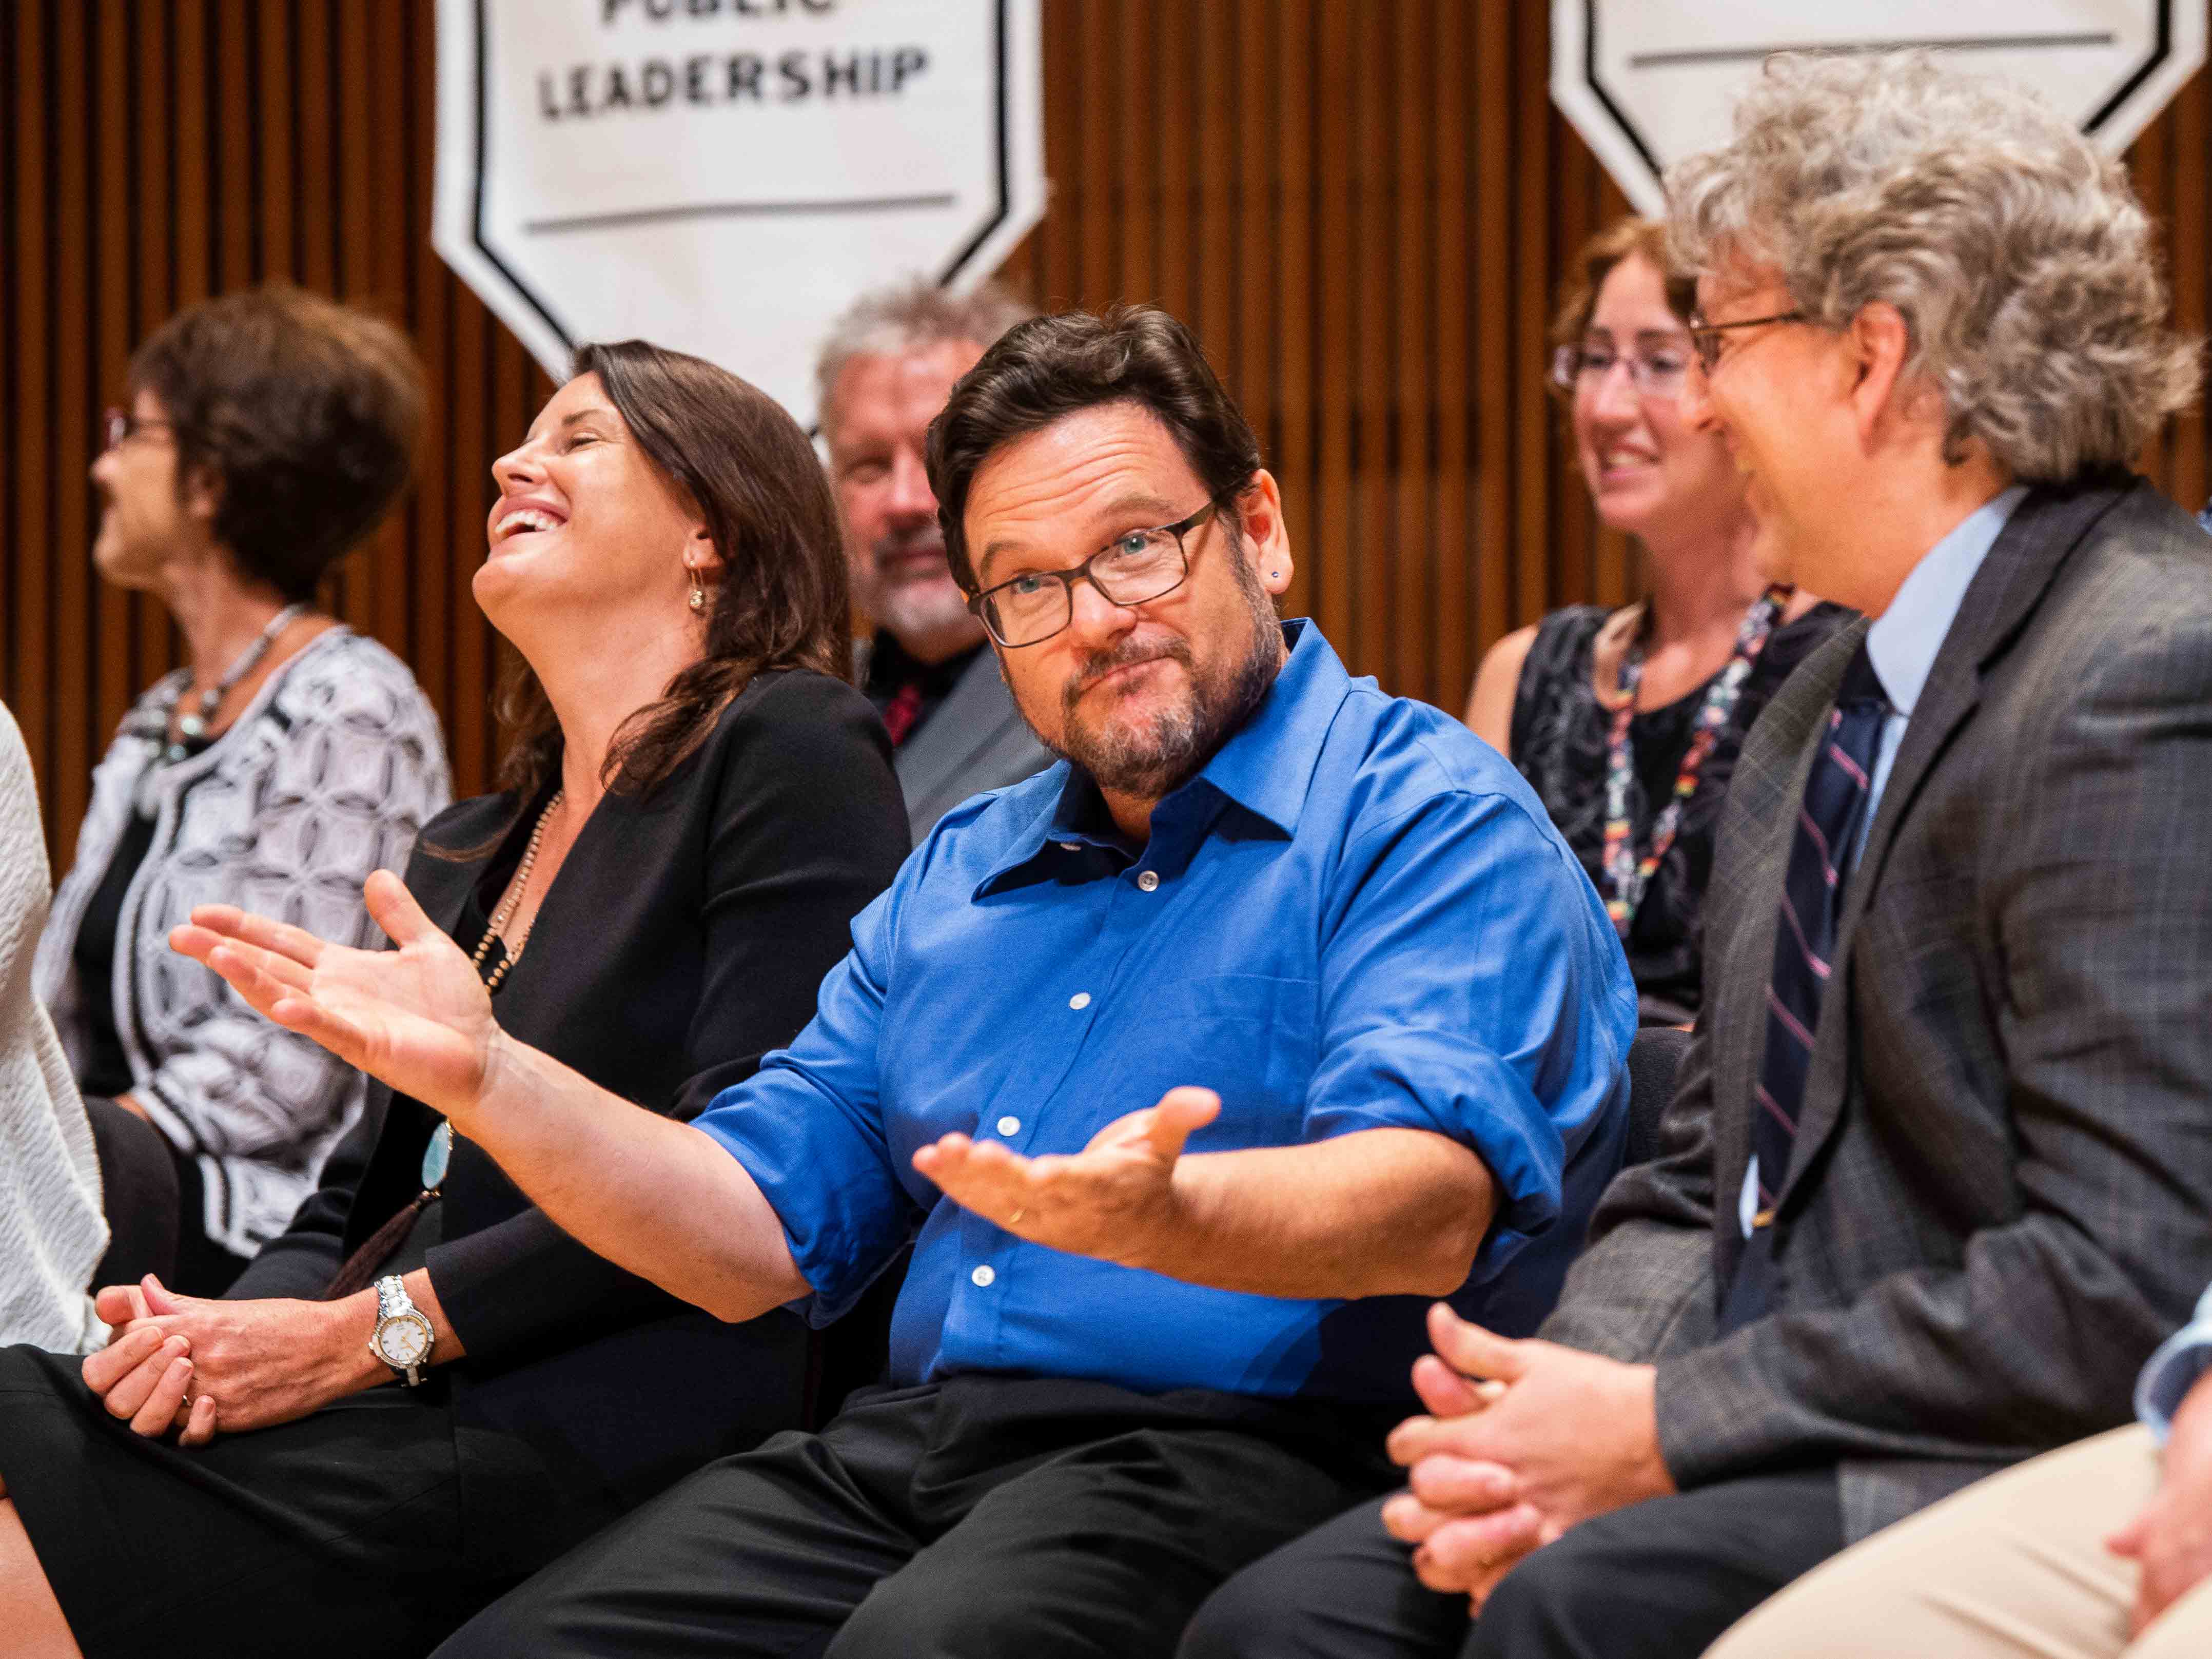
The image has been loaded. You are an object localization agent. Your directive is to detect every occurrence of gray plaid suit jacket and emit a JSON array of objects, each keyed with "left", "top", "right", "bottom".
[{"left": 1541, "top": 474, "right": 2212, "bottom": 1541}]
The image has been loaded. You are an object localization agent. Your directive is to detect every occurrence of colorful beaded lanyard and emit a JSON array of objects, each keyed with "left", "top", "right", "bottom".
[{"left": 1598, "top": 583, "right": 1794, "bottom": 934}]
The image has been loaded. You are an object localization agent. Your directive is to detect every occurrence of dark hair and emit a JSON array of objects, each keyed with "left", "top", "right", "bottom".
[
  {"left": 927, "top": 305, "right": 1263, "bottom": 591},
  {"left": 498, "top": 339, "right": 853, "bottom": 801},
  {"left": 130, "top": 286, "right": 424, "bottom": 601}
]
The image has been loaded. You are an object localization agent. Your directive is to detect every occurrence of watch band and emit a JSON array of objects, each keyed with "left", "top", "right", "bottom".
[{"left": 369, "top": 1273, "right": 434, "bottom": 1387}]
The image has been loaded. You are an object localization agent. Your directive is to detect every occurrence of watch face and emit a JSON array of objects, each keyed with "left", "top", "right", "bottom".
[{"left": 375, "top": 1313, "right": 432, "bottom": 1368}]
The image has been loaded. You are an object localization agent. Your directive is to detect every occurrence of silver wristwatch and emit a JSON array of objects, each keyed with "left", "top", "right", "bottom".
[{"left": 368, "top": 1274, "right": 435, "bottom": 1385}]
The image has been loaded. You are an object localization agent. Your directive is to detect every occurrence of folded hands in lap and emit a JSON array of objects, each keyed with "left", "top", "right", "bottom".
[
  {"left": 1381, "top": 1304, "right": 1672, "bottom": 1614},
  {"left": 81, "top": 1276, "right": 386, "bottom": 1447}
]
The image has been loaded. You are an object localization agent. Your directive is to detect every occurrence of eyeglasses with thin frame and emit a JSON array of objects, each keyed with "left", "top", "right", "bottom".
[
  {"left": 1550, "top": 340, "right": 1693, "bottom": 401},
  {"left": 1684, "top": 310, "right": 1806, "bottom": 375},
  {"left": 103, "top": 407, "right": 179, "bottom": 451},
  {"left": 968, "top": 489, "right": 1236, "bottom": 649}
]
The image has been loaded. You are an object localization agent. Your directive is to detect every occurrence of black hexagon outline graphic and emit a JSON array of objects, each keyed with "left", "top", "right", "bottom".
[
  {"left": 465, "top": 0, "right": 1018, "bottom": 357},
  {"left": 1575, "top": 0, "right": 2180, "bottom": 185}
]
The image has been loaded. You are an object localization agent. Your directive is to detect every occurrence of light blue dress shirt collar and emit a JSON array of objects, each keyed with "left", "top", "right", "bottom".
[
  {"left": 1851, "top": 485, "right": 2030, "bottom": 871},
  {"left": 1863, "top": 485, "right": 2030, "bottom": 723}
]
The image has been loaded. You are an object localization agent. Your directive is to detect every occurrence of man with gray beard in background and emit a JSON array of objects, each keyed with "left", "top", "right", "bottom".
[{"left": 818, "top": 279, "right": 1050, "bottom": 840}]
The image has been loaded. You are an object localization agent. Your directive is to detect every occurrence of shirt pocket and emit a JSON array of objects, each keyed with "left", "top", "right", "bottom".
[{"left": 1118, "top": 972, "right": 1320, "bottom": 1146}]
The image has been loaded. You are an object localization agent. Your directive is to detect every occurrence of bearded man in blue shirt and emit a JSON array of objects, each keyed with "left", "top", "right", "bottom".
[{"left": 178, "top": 305, "right": 1637, "bottom": 1659}]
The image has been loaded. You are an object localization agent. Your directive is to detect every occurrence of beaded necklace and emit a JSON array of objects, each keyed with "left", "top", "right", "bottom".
[
  {"left": 424, "top": 788, "right": 564, "bottom": 1192},
  {"left": 133, "top": 604, "right": 306, "bottom": 816},
  {"left": 1597, "top": 584, "right": 1793, "bottom": 935},
  {"left": 164, "top": 603, "right": 306, "bottom": 760},
  {"left": 470, "top": 788, "right": 563, "bottom": 994}
]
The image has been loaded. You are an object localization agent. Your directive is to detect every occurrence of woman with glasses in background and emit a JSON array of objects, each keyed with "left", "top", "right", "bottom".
[
  {"left": 1464, "top": 218, "right": 1849, "bottom": 1026},
  {"left": 34, "top": 288, "right": 451, "bottom": 1293}
]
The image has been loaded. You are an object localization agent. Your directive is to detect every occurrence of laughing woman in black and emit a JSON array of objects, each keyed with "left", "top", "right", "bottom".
[{"left": 0, "top": 342, "right": 908, "bottom": 1658}]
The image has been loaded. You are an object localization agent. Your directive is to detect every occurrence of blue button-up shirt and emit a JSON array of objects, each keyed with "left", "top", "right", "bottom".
[{"left": 698, "top": 620, "right": 1636, "bottom": 1404}]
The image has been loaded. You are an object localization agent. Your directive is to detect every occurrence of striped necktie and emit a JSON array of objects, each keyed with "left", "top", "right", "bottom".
[{"left": 1721, "top": 640, "right": 1889, "bottom": 1333}]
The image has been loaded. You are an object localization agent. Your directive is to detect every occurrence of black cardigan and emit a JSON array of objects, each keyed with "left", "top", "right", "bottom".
[{"left": 229, "top": 668, "right": 909, "bottom": 1507}]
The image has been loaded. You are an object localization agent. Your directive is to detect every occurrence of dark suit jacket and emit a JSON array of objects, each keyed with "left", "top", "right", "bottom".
[
  {"left": 890, "top": 645, "right": 1051, "bottom": 840},
  {"left": 1543, "top": 475, "right": 2212, "bottom": 1541},
  {"left": 230, "top": 669, "right": 909, "bottom": 1528}
]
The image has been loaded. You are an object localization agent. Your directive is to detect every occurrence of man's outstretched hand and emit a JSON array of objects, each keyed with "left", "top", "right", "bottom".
[
  {"left": 913, "top": 1086, "right": 1220, "bottom": 1270},
  {"left": 172, "top": 869, "right": 502, "bottom": 1123}
]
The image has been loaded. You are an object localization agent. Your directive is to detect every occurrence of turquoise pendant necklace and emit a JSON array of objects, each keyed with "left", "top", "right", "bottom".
[
  {"left": 422, "top": 1121, "right": 452, "bottom": 1190},
  {"left": 420, "top": 789, "right": 562, "bottom": 1198}
]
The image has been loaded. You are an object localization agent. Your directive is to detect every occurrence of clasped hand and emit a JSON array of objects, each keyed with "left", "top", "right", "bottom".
[
  {"left": 81, "top": 1275, "right": 381, "bottom": 1446},
  {"left": 911, "top": 1086, "right": 1221, "bottom": 1268},
  {"left": 1380, "top": 1303, "right": 1672, "bottom": 1613}
]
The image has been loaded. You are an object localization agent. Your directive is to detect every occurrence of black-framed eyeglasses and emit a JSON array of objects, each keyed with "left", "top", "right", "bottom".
[
  {"left": 103, "top": 406, "right": 179, "bottom": 451},
  {"left": 967, "top": 489, "right": 1236, "bottom": 649},
  {"left": 1685, "top": 311, "right": 1806, "bottom": 375}
]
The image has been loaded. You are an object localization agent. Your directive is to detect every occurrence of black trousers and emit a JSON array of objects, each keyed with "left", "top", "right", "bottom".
[
  {"left": 435, "top": 1375, "right": 1402, "bottom": 1659},
  {"left": 1178, "top": 1468, "right": 1845, "bottom": 1659}
]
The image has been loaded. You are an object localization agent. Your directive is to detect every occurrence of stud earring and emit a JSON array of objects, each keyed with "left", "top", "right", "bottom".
[{"left": 687, "top": 567, "right": 707, "bottom": 613}]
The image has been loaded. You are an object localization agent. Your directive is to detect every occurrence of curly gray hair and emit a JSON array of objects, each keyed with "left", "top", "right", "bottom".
[
  {"left": 1667, "top": 51, "right": 2200, "bottom": 479},
  {"left": 815, "top": 277, "right": 1038, "bottom": 440}
]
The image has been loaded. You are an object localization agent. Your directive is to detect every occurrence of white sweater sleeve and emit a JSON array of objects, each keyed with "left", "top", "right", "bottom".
[{"left": 0, "top": 701, "right": 108, "bottom": 1353}]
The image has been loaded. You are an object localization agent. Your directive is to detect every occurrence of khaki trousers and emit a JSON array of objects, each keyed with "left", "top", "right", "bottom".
[{"left": 1705, "top": 1428, "right": 2212, "bottom": 1658}]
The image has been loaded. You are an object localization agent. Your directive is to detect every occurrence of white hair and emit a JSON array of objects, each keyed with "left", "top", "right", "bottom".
[
  {"left": 1668, "top": 51, "right": 2200, "bottom": 478},
  {"left": 814, "top": 277, "right": 1037, "bottom": 439}
]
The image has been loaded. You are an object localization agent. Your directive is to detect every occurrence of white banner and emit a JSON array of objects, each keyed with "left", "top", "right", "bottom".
[
  {"left": 434, "top": 0, "right": 1044, "bottom": 427},
  {"left": 1554, "top": 1, "right": 2207, "bottom": 217}
]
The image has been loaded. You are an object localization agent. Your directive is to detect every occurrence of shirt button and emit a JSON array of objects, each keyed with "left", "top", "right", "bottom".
[
  {"left": 971, "top": 1264, "right": 996, "bottom": 1288},
  {"left": 1137, "top": 870, "right": 1160, "bottom": 892},
  {"left": 996, "top": 1115, "right": 1021, "bottom": 1136},
  {"left": 1068, "top": 992, "right": 1091, "bottom": 1010}
]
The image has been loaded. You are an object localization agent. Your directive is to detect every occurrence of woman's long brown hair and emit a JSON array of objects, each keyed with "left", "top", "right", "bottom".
[{"left": 496, "top": 339, "right": 853, "bottom": 801}]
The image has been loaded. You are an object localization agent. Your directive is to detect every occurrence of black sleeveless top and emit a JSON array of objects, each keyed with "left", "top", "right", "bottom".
[{"left": 1509, "top": 601, "right": 1853, "bottom": 1025}]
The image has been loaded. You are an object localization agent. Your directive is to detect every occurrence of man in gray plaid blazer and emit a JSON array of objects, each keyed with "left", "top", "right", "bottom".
[{"left": 1180, "top": 51, "right": 2212, "bottom": 1659}]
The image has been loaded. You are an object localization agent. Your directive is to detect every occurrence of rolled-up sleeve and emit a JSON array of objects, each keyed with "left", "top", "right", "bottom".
[
  {"left": 2138, "top": 1282, "right": 2212, "bottom": 1442},
  {"left": 1303, "top": 790, "right": 1634, "bottom": 1285},
  {"left": 693, "top": 879, "right": 913, "bottom": 1324}
]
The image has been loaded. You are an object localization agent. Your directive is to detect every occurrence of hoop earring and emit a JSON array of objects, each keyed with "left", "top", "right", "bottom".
[{"left": 688, "top": 568, "right": 707, "bottom": 613}]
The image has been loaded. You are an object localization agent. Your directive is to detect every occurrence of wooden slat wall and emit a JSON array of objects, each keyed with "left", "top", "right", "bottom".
[{"left": 5, "top": 2, "right": 2209, "bottom": 864}]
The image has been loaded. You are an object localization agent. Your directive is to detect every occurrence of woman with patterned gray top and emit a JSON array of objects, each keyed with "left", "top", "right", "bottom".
[
  {"left": 33, "top": 288, "right": 451, "bottom": 1293},
  {"left": 1464, "top": 219, "right": 1848, "bottom": 1025}
]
